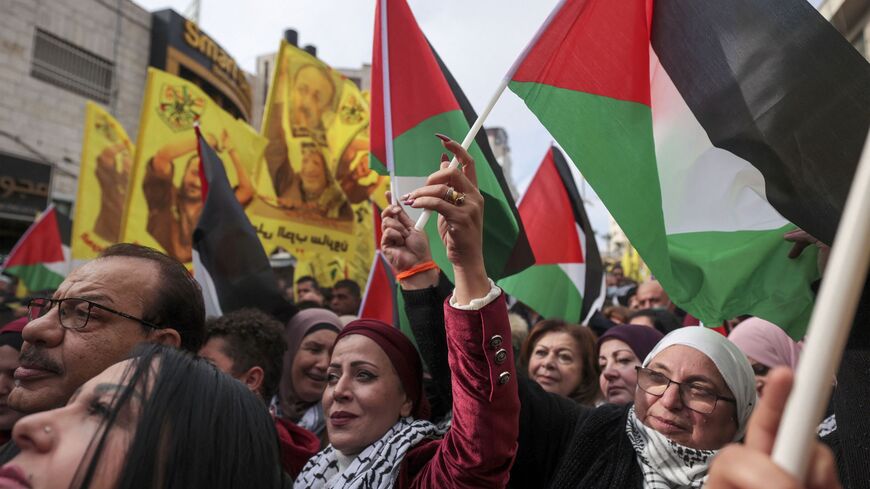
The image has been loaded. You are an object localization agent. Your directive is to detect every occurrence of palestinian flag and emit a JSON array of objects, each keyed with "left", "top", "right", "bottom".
[
  {"left": 370, "top": 0, "right": 533, "bottom": 281},
  {"left": 359, "top": 251, "right": 399, "bottom": 325},
  {"left": 499, "top": 147, "right": 604, "bottom": 323},
  {"left": 508, "top": 0, "right": 869, "bottom": 337},
  {"left": 2, "top": 206, "right": 72, "bottom": 292},
  {"left": 191, "top": 129, "right": 292, "bottom": 320}
]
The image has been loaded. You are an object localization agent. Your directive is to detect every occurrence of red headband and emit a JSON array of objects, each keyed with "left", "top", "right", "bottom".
[{"left": 335, "top": 319, "right": 430, "bottom": 420}]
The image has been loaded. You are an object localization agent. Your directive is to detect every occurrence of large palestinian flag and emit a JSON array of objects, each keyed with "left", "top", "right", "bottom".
[
  {"left": 508, "top": 0, "right": 869, "bottom": 337},
  {"left": 499, "top": 147, "right": 604, "bottom": 323},
  {"left": 2, "top": 206, "right": 72, "bottom": 292},
  {"left": 370, "top": 0, "right": 533, "bottom": 281}
]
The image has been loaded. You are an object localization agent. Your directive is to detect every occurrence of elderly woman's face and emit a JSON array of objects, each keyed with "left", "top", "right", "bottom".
[
  {"left": 2, "top": 359, "right": 140, "bottom": 489},
  {"left": 528, "top": 331, "right": 583, "bottom": 398},
  {"left": 324, "top": 335, "right": 412, "bottom": 455},
  {"left": 634, "top": 345, "right": 737, "bottom": 450}
]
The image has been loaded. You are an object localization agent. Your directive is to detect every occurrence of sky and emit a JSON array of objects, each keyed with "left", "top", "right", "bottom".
[{"left": 131, "top": 0, "right": 826, "bottom": 250}]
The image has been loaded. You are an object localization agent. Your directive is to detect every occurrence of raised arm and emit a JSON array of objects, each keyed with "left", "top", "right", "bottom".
[
  {"left": 219, "top": 129, "right": 254, "bottom": 207},
  {"left": 399, "top": 136, "right": 518, "bottom": 488},
  {"left": 381, "top": 200, "right": 454, "bottom": 417},
  {"left": 153, "top": 133, "right": 204, "bottom": 177}
]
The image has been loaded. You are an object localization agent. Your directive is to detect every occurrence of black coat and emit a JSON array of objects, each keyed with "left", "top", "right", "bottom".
[{"left": 403, "top": 276, "right": 643, "bottom": 488}]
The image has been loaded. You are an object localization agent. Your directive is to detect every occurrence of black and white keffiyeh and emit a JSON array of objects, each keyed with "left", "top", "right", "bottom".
[
  {"left": 293, "top": 417, "right": 445, "bottom": 489},
  {"left": 625, "top": 406, "right": 717, "bottom": 489}
]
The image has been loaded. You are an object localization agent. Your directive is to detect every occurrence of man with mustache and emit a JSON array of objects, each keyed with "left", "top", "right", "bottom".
[{"left": 0, "top": 243, "right": 205, "bottom": 462}]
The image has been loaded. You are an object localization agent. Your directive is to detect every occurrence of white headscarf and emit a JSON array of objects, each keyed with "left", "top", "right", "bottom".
[{"left": 643, "top": 326, "right": 757, "bottom": 439}]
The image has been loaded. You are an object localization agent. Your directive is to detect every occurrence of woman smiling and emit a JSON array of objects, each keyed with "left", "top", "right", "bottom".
[{"left": 293, "top": 136, "right": 519, "bottom": 488}]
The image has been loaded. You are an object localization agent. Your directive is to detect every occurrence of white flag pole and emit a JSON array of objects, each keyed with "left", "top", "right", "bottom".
[
  {"left": 413, "top": 0, "right": 568, "bottom": 231},
  {"left": 771, "top": 129, "right": 870, "bottom": 480},
  {"left": 380, "top": 0, "right": 397, "bottom": 206}
]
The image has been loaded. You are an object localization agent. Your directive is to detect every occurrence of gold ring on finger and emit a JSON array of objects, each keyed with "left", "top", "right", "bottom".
[{"left": 444, "top": 186, "right": 458, "bottom": 204}]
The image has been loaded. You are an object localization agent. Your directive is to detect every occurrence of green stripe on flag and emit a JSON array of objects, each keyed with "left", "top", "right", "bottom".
[
  {"left": 510, "top": 80, "right": 819, "bottom": 336},
  {"left": 387, "top": 109, "right": 523, "bottom": 281},
  {"left": 509, "top": 81, "right": 669, "bottom": 273},
  {"left": 667, "top": 225, "right": 819, "bottom": 333},
  {"left": 499, "top": 264, "right": 583, "bottom": 321},
  {"left": 6, "top": 263, "right": 65, "bottom": 292}
]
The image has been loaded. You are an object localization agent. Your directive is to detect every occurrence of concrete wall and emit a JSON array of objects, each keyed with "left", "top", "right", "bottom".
[{"left": 0, "top": 0, "right": 151, "bottom": 202}]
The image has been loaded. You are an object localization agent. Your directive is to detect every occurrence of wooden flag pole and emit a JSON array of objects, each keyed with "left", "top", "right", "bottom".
[
  {"left": 771, "top": 130, "right": 870, "bottom": 480},
  {"left": 413, "top": 78, "right": 509, "bottom": 230}
]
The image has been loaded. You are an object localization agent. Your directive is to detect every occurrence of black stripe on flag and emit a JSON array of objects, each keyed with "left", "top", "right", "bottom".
[
  {"left": 651, "top": 0, "right": 870, "bottom": 245},
  {"left": 551, "top": 147, "right": 604, "bottom": 322},
  {"left": 192, "top": 130, "right": 294, "bottom": 320},
  {"left": 427, "top": 39, "right": 535, "bottom": 278}
]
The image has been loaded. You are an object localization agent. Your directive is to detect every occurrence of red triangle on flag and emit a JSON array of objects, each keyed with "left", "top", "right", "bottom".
[
  {"left": 3, "top": 206, "right": 64, "bottom": 268},
  {"left": 519, "top": 148, "right": 584, "bottom": 265},
  {"left": 370, "top": 0, "right": 461, "bottom": 166},
  {"left": 358, "top": 251, "right": 397, "bottom": 325}
]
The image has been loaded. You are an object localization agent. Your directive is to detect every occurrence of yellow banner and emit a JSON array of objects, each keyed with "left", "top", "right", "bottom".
[
  {"left": 72, "top": 102, "right": 135, "bottom": 260},
  {"left": 121, "top": 68, "right": 266, "bottom": 264},
  {"left": 248, "top": 41, "right": 386, "bottom": 287}
]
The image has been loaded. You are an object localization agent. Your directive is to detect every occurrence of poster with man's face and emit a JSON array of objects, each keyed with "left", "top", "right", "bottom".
[{"left": 246, "top": 41, "right": 387, "bottom": 288}]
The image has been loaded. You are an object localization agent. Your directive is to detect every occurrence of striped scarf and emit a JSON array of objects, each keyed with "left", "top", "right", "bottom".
[
  {"left": 625, "top": 406, "right": 716, "bottom": 489},
  {"left": 293, "top": 417, "right": 444, "bottom": 489}
]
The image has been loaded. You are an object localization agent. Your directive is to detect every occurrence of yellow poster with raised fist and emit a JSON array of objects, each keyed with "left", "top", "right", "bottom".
[
  {"left": 72, "top": 102, "right": 135, "bottom": 260},
  {"left": 121, "top": 68, "right": 266, "bottom": 265}
]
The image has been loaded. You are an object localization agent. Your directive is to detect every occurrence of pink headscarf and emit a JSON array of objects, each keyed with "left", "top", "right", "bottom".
[{"left": 728, "top": 317, "right": 802, "bottom": 370}]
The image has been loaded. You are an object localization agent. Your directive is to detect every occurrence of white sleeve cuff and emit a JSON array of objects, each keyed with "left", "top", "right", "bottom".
[{"left": 449, "top": 279, "right": 501, "bottom": 310}]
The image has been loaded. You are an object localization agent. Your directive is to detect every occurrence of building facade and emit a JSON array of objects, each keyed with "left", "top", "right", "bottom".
[
  {"left": 0, "top": 0, "right": 251, "bottom": 253},
  {"left": 820, "top": 0, "right": 870, "bottom": 58},
  {"left": 0, "top": 0, "right": 152, "bottom": 249},
  {"left": 485, "top": 127, "right": 519, "bottom": 200}
]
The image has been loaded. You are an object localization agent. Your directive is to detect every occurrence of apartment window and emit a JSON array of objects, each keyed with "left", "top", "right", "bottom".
[{"left": 30, "top": 29, "right": 114, "bottom": 103}]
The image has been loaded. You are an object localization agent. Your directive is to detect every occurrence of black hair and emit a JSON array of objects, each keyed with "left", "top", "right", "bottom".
[
  {"left": 77, "top": 343, "right": 284, "bottom": 489},
  {"left": 204, "top": 309, "right": 286, "bottom": 401},
  {"left": 332, "top": 279, "right": 361, "bottom": 299},
  {"left": 628, "top": 308, "right": 681, "bottom": 335},
  {"left": 98, "top": 243, "right": 205, "bottom": 351},
  {"left": 295, "top": 275, "right": 318, "bottom": 287}
]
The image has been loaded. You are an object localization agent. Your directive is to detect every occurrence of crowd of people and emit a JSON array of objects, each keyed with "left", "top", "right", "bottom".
[{"left": 0, "top": 136, "right": 858, "bottom": 489}]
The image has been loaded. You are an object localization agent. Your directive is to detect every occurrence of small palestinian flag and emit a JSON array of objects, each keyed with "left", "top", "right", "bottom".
[
  {"left": 359, "top": 251, "right": 399, "bottom": 326},
  {"left": 370, "top": 0, "right": 533, "bottom": 281},
  {"left": 499, "top": 147, "right": 604, "bottom": 323},
  {"left": 192, "top": 128, "right": 292, "bottom": 320},
  {"left": 508, "top": 0, "right": 870, "bottom": 337},
  {"left": 3, "top": 206, "right": 72, "bottom": 292}
]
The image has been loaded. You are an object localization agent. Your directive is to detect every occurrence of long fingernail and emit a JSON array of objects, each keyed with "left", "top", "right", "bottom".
[
  {"left": 400, "top": 193, "right": 410, "bottom": 201},
  {"left": 403, "top": 199, "right": 415, "bottom": 206},
  {"left": 435, "top": 133, "right": 450, "bottom": 142},
  {"left": 440, "top": 153, "right": 449, "bottom": 162}
]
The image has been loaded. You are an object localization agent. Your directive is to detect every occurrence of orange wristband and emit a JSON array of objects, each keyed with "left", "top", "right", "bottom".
[{"left": 396, "top": 260, "right": 439, "bottom": 281}]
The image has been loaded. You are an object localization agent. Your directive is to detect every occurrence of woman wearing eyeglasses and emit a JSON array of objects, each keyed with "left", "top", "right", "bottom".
[
  {"left": 504, "top": 323, "right": 755, "bottom": 489},
  {"left": 384, "top": 136, "right": 757, "bottom": 489}
]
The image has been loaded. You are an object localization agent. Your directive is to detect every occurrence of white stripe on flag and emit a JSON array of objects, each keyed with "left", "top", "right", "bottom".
[
  {"left": 192, "top": 249, "right": 223, "bottom": 318},
  {"left": 650, "top": 50, "right": 789, "bottom": 235}
]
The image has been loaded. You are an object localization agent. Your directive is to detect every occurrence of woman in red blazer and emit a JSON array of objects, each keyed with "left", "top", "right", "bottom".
[{"left": 293, "top": 136, "right": 520, "bottom": 489}]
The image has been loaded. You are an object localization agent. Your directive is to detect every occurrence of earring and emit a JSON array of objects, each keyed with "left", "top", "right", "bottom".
[{"left": 43, "top": 426, "right": 52, "bottom": 434}]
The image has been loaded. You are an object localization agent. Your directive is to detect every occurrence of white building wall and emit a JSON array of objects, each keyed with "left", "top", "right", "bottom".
[{"left": 0, "top": 0, "right": 151, "bottom": 203}]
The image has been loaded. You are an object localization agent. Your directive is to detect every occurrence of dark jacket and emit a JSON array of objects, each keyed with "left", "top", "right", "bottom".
[{"left": 402, "top": 277, "right": 643, "bottom": 488}]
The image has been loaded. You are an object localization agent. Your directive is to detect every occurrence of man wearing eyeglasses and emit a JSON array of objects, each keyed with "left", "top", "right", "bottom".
[{"left": 3, "top": 243, "right": 204, "bottom": 449}]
